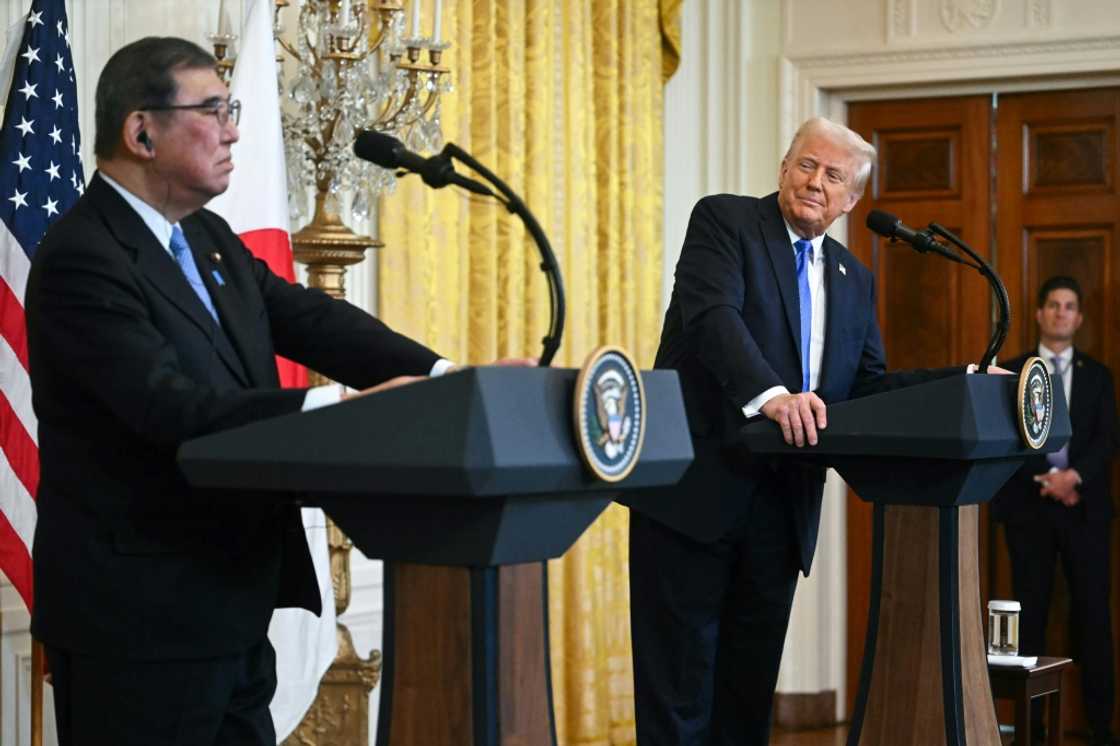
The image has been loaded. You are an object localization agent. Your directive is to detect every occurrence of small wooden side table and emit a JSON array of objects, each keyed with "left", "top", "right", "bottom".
[{"left": 988, "top": 656, "right": 1072, "bottom": 746}]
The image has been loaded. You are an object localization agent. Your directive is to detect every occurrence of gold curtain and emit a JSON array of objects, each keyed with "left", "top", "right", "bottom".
[{"left": 378, "top": 2, "right": 682, "bottom": 744}]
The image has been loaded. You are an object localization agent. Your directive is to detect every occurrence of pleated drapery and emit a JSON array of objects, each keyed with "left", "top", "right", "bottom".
[{"left": 377, "top": 2, "right": 681, "bottom": 743}]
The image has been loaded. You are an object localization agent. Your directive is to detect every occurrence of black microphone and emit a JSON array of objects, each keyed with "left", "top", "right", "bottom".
[
  {"left": 353, "top": 130, "right": 491, "bottom": 195},
  {"left": 865, "top": 209, "right": 944, "bottom": 254},
  {"left": 867, "top": 209, "right": 1005, "bottom": 366},
  {"left": 353, "top": 133, "right": 567, "bottom": 365},
  {"left": 865, "top": 209, "right": 978, "bottom": 270}
]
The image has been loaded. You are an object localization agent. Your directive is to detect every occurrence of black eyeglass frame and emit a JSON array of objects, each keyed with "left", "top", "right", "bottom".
[{"left": 141, "top": 98, "right": 241, "bottom": 127}]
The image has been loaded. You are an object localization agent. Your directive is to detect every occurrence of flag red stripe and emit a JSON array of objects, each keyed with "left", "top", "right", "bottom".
[
  {"left": 241, "top": 228, "right": 296, "bottom": 281},
  {"left": 0, "top": 390, "right": 39, "bottom": 498},
  {"left": 275, "top": 356, "right": 307, "bottom": 389},
  {"left": 0, "top": 276, "right": 28, "bottom": 368},
  {"left": 0, "top": 505, "right": 32, "bottom": 609},
  {"left": 239, "top": 228, "right": 307, "bottom": 389}
]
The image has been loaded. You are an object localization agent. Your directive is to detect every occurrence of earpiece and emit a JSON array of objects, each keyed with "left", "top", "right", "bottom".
[{"left": 138, "top": 131, "right": 153, "bottom": 152}]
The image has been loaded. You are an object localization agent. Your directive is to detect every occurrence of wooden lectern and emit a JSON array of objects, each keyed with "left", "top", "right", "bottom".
[
  {"left": 178, "top": 367, "right": 693, "bottom": 746},
  {"left": 742, "top": 374, "right": 1070, "bottom": 746}
]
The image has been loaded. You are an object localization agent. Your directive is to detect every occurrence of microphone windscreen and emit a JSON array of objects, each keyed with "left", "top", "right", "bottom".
[
  {"left": 865, "top": 209, "right": 901, "bottom": 237},
  {"left": 865, "top": 209, "right": 902, "bottom": 238},
  {"left": 353, "top": 130, "right": 404, "bottom": 168}
]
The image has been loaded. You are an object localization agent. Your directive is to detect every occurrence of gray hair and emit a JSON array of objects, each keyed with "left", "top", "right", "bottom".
[
  {"left": 94, "top": 37, "right": 217, "bottom": 159},
  {"left": 783, "top": 117, "right": 877, "bottom": 194}
]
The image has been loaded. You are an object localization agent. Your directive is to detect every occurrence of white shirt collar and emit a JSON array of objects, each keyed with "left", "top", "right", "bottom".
[
  {"left": 783, "top": 221, "right": 825, "bottom": 261},
  {"left": 98, "top": 172, "right": 178, "bottom": 256},
  {"left": 1038, "top": 342, "right": 1073, "bottom": 368}
]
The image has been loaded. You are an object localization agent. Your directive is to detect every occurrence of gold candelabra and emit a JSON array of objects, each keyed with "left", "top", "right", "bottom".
[
  {"left": 276, "top": 0, "right": 450, "bottom": 292},
  {"left": 208, "top": 0, "right": 237, "bottom": 84}
]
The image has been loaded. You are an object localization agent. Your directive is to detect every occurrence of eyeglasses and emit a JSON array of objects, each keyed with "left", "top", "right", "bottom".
[{"left": 141, "top": 98, "right": 241, "bottom": 127}]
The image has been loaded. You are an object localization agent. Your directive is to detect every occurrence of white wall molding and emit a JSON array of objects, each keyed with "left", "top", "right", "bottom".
[{"left": 786, "top": 33, "right": 1120, "bottom": 83}]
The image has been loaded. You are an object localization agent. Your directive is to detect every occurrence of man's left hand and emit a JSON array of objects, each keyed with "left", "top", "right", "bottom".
[
  {"left": 1034, "top": 469, "right": 1081, "bottom": 502},
  {"left": 1055, "top": 489, "right": 1082, "bottom": 507}
]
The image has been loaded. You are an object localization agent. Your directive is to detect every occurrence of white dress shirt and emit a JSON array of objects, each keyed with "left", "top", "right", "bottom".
[
  {"left": 101, "top": 171, "right": 179, "bottom": 259},
  {"left": 742, "top": 224, "right": 828, "bottom": 418},
  {"left": 99, "top": 173, "right": 452, "bottom": 410}
]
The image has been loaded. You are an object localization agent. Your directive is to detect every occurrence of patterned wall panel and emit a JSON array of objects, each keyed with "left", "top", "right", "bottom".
[
  {"left": 1028, "top": 121, "right": 1113, "bottom": 194},
  {"left": 877, "top": 128, "right": 958, "bottom": 199},
  {"left": 878, "top": 226, "right": 964, "bottom": 369}
]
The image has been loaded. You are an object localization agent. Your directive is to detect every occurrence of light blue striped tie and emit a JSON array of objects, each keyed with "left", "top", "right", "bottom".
[
  {"left": 794, "top": 239, "right": 813, "bottom": 392},
  {"left": 170, "top": 225, "right": 217, "bottom": 322}
]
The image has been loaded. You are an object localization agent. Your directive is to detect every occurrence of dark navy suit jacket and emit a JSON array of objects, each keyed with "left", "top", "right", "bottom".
[
  {"left": 626, "top": 193, "right": 956, "bottom": 574},
  {"left": 992, "top": 349, "right": 1118, "bottom": 525},
  {"left": 26, "top": 173, "right": 440, "bottom": 660}
]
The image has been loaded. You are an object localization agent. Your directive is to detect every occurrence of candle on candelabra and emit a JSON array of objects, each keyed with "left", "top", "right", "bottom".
[
  {"left": 339, "top": 0, "right": 351, "bottom": 23},
  {"left": 432, "top": 0, "right": 442, "bottom": 43},
  {"left": 411, "top": 0, "right": 422, "bottom": 38},
  {"left": 216, "top": 0, "right": 232, "bottom": 36}
]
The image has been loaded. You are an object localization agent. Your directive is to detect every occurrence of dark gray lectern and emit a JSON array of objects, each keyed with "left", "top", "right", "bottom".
[
  {"left": 178, "top": 367, "right": 693, "bottom": 746},
  {"left": 742, "top": 374, "right": 1070, "bottom": 746}
]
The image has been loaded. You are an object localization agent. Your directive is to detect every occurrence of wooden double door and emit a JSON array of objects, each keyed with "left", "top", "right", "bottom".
[{"left": 846, "top": 87, "right": 1120, "bottom": 735}]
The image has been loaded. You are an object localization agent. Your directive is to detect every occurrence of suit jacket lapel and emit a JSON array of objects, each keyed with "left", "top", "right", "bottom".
[
  {"left": 88, "top": 175, "right": 219, "bottom": 340},
  {"left": 181, "top": 219, "right": 261, "bottom": 388},
  {"left": 1068, "top": 349, "right": 1086, "bottom": 425},
  {"left": 818, "top": 238, "right": 846, "bottom": 393},
  {"left": 759, "top": 195, "right": 802, "bottom": 359}
]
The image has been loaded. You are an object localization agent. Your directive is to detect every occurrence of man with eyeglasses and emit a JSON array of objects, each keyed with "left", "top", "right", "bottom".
[{"left": 25, "top": 36, "right": 529, "bottom": 746}]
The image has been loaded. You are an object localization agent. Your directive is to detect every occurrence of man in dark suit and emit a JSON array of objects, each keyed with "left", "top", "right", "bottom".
[
  {"left": 26, "top": 37, "right": 526, "bottom": 746},
  {"left": 993, "top": 276, "right": 1119, "bottom": 746},
  {"left": 628, "top": 118, "right": 972, "bottom": 745}
]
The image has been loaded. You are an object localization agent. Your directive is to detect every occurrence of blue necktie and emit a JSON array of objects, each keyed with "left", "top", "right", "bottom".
[
  {"left": 1047, "top": 355, "right": 1069, "bottom": 469},
  {"left": 170, "top": 225, "right": 218, "bottom": 322},
  {"left": 794, "top": 239, "right": 813, "bottom": 392}
]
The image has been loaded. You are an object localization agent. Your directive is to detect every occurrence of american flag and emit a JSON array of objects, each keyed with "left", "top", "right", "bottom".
[{"left": 0, "top": 0, "right": 82, "bottom": 611}]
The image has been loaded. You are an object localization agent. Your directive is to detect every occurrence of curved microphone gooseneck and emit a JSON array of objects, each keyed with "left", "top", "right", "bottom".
[
  {"left": 353, "top": 131, "right": 565, "bottom": 367},
  {"left": 925, "top": 223, "right": 1011, "bottom": 370},
  {"left": 440, "top": 143, "right": 566, "bottom": 368},
  {"left": 866, "top": 210, "right": 1009, "bottom": 369}
]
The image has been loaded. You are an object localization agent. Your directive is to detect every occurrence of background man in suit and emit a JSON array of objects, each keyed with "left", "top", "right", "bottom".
[
  {"left": 628, "top": 118, "right": 972, "bottom": 745},
  {"left": 993, "top": 276, "right": 1119, "bottom": 746},
  {"left": 26, "top": 37, "right": 527, "bottom": 746}
]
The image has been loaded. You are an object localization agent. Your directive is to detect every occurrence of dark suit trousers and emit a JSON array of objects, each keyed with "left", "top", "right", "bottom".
[
  {"left": 629, "top": 484, "right": 800, "bottom": 746},
  {"left": 1004, "top": 505, "right": 1115, "bottom": 737},
  {"left": 46, "top": 638, "right": 277, "bottom": 746}
]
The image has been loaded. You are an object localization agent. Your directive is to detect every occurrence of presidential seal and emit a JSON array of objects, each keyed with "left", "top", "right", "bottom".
[
  {"left": 573, "top": 346, "right": 646, "bottom": 482},
  {"left": 1017, "top": 356, "right": 1053, "bottom": 450}
]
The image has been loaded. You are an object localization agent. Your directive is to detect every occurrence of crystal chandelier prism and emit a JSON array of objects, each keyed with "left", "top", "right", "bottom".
[{"left": 275, "top": 0, "right": 451, "bottom": 230}]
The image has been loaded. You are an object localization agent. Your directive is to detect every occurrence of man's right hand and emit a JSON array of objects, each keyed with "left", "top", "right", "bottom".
[{"left": 760, "top": 392, "right": 827, "bottom": 447}]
